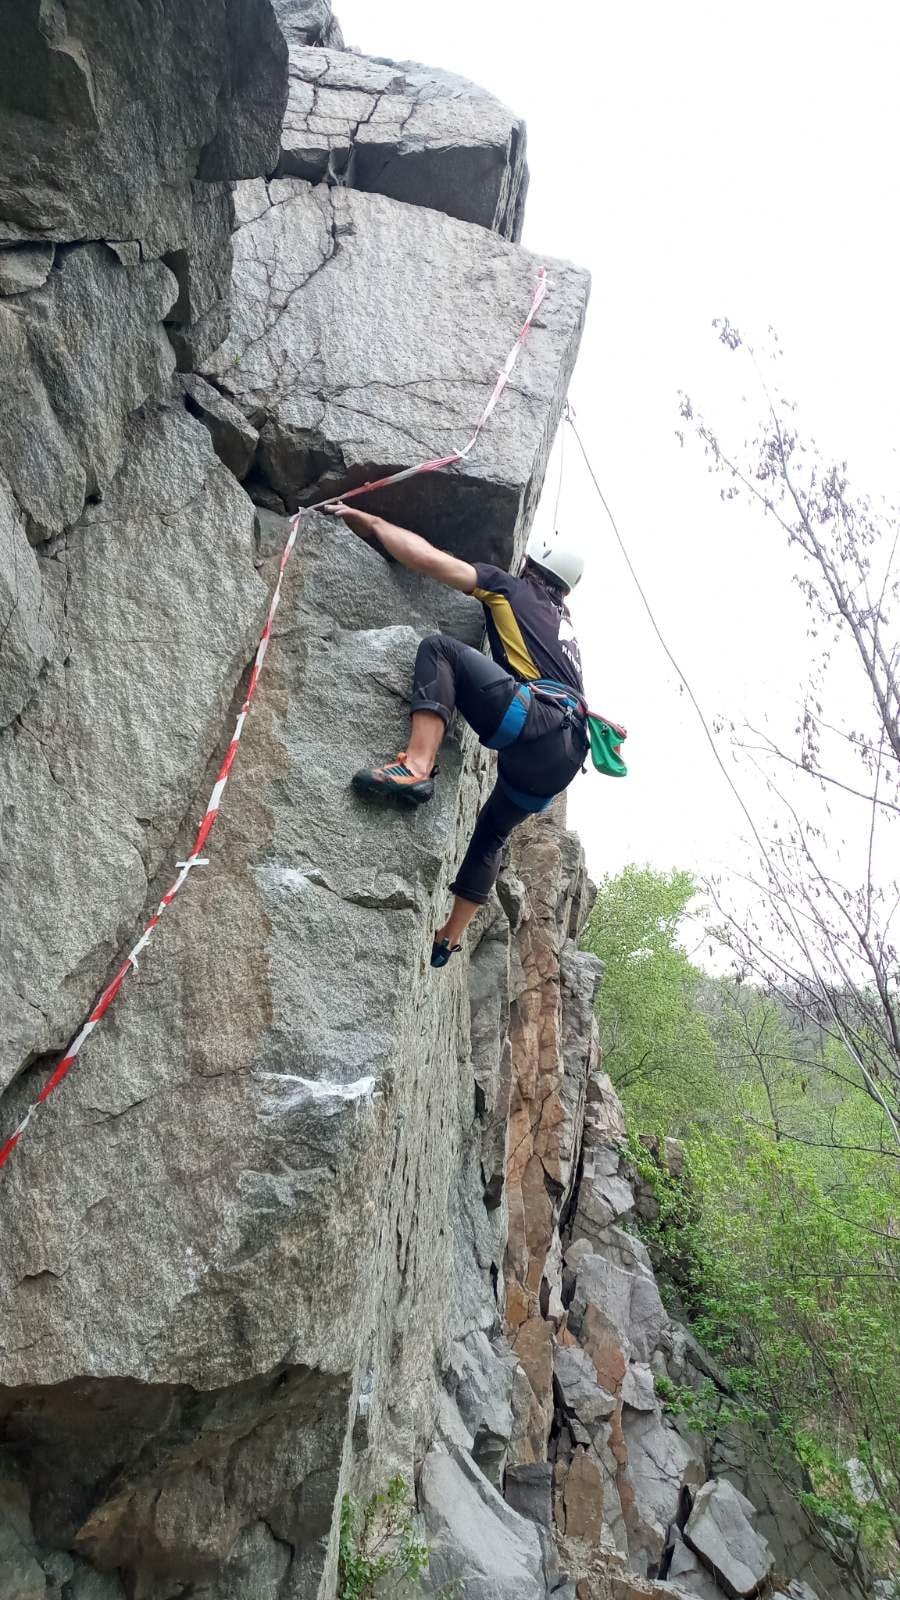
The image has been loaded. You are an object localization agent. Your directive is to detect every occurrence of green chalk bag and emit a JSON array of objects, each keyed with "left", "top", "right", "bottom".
[{"left": 587, "top": 714, "right": 628, "bottom": 778}]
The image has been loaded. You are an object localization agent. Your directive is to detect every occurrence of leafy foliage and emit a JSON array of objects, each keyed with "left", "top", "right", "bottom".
[
  {"left": 581, "top": 865, "right": 718, "bottom": 1124},
  {"left": 338, "top": 1476, "right": 431, "bottom": 1600},
  {"left": 585, "top": 867, "right": 900, "bottom": 1569}
]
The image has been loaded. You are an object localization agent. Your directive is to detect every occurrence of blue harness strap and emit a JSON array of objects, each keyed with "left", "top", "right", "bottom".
[
  {"left": 485, "top": 677, "right": 585, "bottom": 809},
  {"left": 484, "top": 684, "right": 532, "bottom": 750}
]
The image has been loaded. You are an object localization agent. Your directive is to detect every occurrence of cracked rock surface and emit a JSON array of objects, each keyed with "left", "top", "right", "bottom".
[
  {"left": 279, "top": 46, "right": 528, "bottom": 237},
  {"left": 203, "top": 178, "right": 588, "bottom": 565}
]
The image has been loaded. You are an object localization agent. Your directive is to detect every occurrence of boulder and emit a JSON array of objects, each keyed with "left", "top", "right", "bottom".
[
  {"left": 0, "top": 244, "right": 177, "bottom": 539},
  {"left": 0, "top": 1462, "right": 44, "bottom": 1600},
  {"left": 584, "top": 1068, "right": 628, "bottom": 1145},
  {"left": 202, "top": 180, "right": 590, "bottom": 568},
  {"left": 621, "top": 1363, "right": 657, "bottom": 1413},
  {"left": 667, "top": 1535, "right": 726, "bottom": 1600},
  {"left": 621, "top": 1408, "right": 706, "bottom": 1563},
  {"left": 279, "top": 47, "right": 527, "bottom": 237},
  {"left": 505, "top": 1462, "right": 554, "bottom": 1530},
  {"left": 66, "top": 1559, "right": 128, "bottom": 1599},
  {"left": 570, "top": 1154, "right": 636, "bottom": 1242},
  {"left": 685, "top": 1479, "right": 774, "bottom": 1598},
  {"left": 724, "top": 1441, "right": 870, "bottom": 1600},
  {"left": 273, "top": 0, "right": 344, "bottom": 49},
  {"left": 434, "top": 1389, "right": 475, "bottom": 1453},
  {"left": 418, "top": 1447, "right": 546, "bottom": 1599},
  {"left": 163, "top": 182, "right": 236, "bottom": 371},
  {"left": 561, "top": 1447, "right": 606, "bottom": 1543},
  {"left": 446, "top": 1330, "right": 520, "bottom": 1484}
]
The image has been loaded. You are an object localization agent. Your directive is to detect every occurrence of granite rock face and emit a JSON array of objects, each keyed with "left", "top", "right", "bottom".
[
  {"left": 279, "top": 47, "right": 527, "bottom": 237},
  {"left": 0, "top": 472, "right": 54, "bottom": 727},
  {"left": 202, "top": 177, "right": 587, "bottom": 564},
  {"left": 0, "top": 0, "right": 287, "bottom": 245},
  {"left": 0, "top": 405, "right": 266, "bottom": 1094},
  {"left": 0, "top": 4, "right": 587, "bottom": 1594},
  {"left": 0, "top": 244, "right": 178, "bottom": 540}
]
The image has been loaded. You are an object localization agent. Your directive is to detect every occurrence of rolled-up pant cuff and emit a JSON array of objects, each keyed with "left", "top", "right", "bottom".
[
  {"left": 410, "top": 696, "right": 451, "bottom": 724},
  {"left": 449, "top": 877, "right": 491, "bottom": 905}
]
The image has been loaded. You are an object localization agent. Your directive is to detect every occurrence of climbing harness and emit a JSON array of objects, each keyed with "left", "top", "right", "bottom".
[
  {"left": 484, "top": 676, "right": 627, "bottom": 809},
  {"left": 0, "top": 270, "right": 550, "bottom": 1174}
]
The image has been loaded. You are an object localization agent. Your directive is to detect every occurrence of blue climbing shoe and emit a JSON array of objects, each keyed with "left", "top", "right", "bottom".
[{"left": 431, "top": 936, "right": 461, "bottom": 969}]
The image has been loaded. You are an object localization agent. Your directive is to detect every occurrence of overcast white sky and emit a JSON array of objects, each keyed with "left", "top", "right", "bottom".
[{"left": 335, "top": 0, "right": 900, "bottom": 893}]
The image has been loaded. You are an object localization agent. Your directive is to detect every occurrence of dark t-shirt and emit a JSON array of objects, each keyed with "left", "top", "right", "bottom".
[{"left": 472, "top": 563, "right": 584, "bottom": 695}]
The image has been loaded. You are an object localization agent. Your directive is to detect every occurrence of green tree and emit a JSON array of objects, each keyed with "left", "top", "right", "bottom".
[{"left": 581, "top": 865, "right": 718, "bottom": 1128}]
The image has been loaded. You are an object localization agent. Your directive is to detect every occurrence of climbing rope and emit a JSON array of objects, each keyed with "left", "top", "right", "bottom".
[{"left": 0, "top": 269, "right": 550, "bottom": 1173}]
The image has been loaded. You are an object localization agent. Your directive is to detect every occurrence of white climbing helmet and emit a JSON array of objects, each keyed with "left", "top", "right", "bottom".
[{"left": 525, "top": 528, "right": 585, "bottom": 591}]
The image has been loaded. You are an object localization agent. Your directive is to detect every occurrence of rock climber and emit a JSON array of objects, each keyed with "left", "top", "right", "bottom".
[{"left": 322, "top": 503, "right": 588, "bottom": 969}]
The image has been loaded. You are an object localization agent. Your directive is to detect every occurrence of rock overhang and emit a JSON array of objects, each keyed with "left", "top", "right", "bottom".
[
  {"left": 202, "top": 178, "right": 591, "bottom": 570},
  {"left": 279, "top": 45, "right": 529, "bottom": 239}
]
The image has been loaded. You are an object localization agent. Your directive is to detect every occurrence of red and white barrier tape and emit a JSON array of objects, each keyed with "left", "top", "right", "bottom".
[{"left": 0, "top": 267, "right": 548, "bottom": 1172}]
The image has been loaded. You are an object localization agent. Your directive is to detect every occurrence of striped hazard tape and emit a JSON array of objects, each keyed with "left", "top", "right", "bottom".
[{"left": 0, "top": 267, "right": 549, "bottom": 1172}]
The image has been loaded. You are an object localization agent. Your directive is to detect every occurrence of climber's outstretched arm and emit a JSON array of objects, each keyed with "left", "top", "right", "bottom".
[{"left": 322, "top": 504, "right": 477, "bottom": 593}]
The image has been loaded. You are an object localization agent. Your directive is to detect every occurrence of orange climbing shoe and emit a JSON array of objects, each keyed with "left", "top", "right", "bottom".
[{"left": 352, "top": 752, "right": 435, "bottom": 806}]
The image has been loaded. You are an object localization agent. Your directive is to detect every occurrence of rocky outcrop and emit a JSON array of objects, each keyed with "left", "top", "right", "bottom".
[
  {"left": 0, "top": 4, "right": 588, "bottom": 1597},
  {"left": 0, "top": 6, "right": 878, "bottom": 1600},
  {"left": 274, "top": 0, "right": 345, "bottom": 50},
  {"left": 278, "top": 47, "right": 527, "bottom": 237},
  {"left": 200, "top": 177, "right": 582, "bottom": 558}
]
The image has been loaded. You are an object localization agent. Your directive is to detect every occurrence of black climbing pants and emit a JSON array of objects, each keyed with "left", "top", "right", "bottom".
[{"left": 412, "top": 633, "right": 588, "bottom": 904}]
